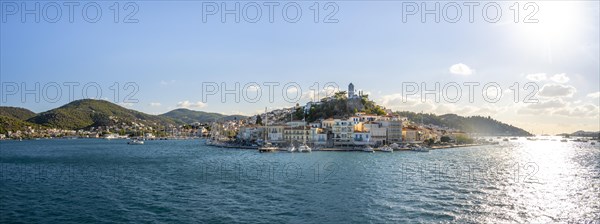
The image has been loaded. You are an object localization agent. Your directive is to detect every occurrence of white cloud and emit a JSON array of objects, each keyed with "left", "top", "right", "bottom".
[
  {"left": 176, "top": 100, "right": 206, "bottom": 109},
  {"left": 526, "top": 99, "right": 566, "bottom": 110},
  {"left": 553, "top": 104, "right": 599, "bottom": 118},
  {"left": 149, "top": 102, "right": 161, "bottom": 107},
  {"left": 526, "top": 73, "right": 547, "bottom": 81},
  {"left": 449, "top": 63, "right": 473, "bottom": 75},
  {"left": 301, "top": 85, "right": 339, "bottom": 101},
  {"left": 586, "top": 92, "right": 600, "bottom": 98},
  {"left": 538, "top": 84, "right": 576, "bottom": 98},
  {"left": 549, "top": 73, "right": 570, "bottom": 83}
]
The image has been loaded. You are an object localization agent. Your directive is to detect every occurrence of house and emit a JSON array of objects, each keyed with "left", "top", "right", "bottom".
[
  {"left": 267, "top": 125, "right": 285, "bottom": 143},
  {"left": 332, "top": 119, "right": 354, "bottom": 146},
  {"left": 322, "top": 118, "right": 335, "bottom": 129},
  {"left": 402, "top": 127, "right": 421, "bottom": 143},
  {"left": 310, "top": 128, "right": 327, "bottom": 146},
  {"left": 284, "top": 126, "right": 311, "bottom": 143},
  {"left": 363, "top": 122, "right": 387, "bottom": 145}
]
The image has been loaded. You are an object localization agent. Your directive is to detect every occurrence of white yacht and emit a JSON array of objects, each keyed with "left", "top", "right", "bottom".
[
  {"left": 363, "top": 145, "right": 374, "bottom": 153},
  {"left": 298, "top": 144, "right": 311, "bottom": 153}
]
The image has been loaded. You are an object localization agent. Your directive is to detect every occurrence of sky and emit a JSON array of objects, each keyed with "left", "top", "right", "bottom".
[{"left": 1, "top": 1, "right": 599, "bottom": 134}]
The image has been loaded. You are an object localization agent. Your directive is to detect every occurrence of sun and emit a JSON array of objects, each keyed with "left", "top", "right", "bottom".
[{"left": 517, "top": 1, "right": 584, "bottom": 45}]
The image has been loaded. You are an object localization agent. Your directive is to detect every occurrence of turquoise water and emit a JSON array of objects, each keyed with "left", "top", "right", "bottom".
[{"left": 1, "top": 139, "right": 599, "bottom": 223}]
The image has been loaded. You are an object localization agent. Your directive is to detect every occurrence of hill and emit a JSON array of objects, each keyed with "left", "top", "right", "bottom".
[
  {"left": 395, "top": 112, "right": 532, "bottom": 136},
  {"left": 0, "top": 116, "right": 44, "bottom": 134},
  {"left": 298, "top": 92, "right": 531, "bottom": 136},
  {"left": 558, "top": 130, "right": 600, "bottom": 138},
  {"left": 27, "top": 99, "right": 182, "bottom": 130},
  {"left": 0, "top": 106, "right": 37, "bottom": 120},
  {"left": 160, "top": 108, "right": 246, "bottom": 124}
]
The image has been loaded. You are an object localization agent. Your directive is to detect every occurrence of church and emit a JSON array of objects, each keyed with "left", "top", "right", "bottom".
[{"left": 348, "top": 83, "right": 364, "bottom": 99}]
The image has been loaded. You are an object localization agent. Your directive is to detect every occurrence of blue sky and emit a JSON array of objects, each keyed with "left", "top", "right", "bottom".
[{"left": 1, "top": 1, "right": 599, "bottom": 134}]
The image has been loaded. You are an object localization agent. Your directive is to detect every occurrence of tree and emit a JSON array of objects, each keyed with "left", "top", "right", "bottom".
[
  {"left": 426, "top": 138, "right": 435, "bottom": 146},
  {"left": 455, "top": 134, "right": 474, "bottom": 144},
  {"left": 334, "top": 91, "right": 347, "bottom": 99},
  {"left": 440, "top": 136, "right": 451, "bottom": 143},
  {"left": 256, "top": 115, "right": 263, "bottom": 125}
]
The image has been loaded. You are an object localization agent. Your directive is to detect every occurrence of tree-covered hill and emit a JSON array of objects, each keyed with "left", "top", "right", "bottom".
[
  {"left": 160, "top": 108, "right": 246, "bottom": 124},
  {"left": 26, "top": 99, "right": 182, "bottom": 130},
  {"left": 395, "top": 111, "right": 532, "bottom": 136},
  {"left": 0, "top": 106, "right": 37, "bottom": 120}
]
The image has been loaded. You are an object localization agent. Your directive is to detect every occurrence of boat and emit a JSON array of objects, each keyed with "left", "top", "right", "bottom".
[
  {"left": 286, "top": 144, "right": 296, "bottom": 152},
  {"left": 363, "top": 145, "right": 374, "bottom": 152},
  {"left": 503, "top": 138, "right": 509, "bottom": 141},
  {"left": 297, "top": 113, "right": 312, "bottom": 153},
  {"left": 510, "top": 137, "right": 518, "bottom": 140},
  {"left": 560, "top": 139, "right": 568, "bottom": 142},
  {"left": 258, "top": 107, "right": 279, "bottom": 153},
  {"left": 406, "top": 143, "right": 429, "bottom": 152},
  {"left": 379, "top": 145, "right": 393, "bottom": 152},
  {"left": 389, "top": 143, "right": 400, "bottom": 150},
  {"left": 127, "top": 139, "right": 144, "bottom": 145},
  {"left": 298, "top": 144, "right": 312, "bottom": 153},
  {"left": 258, "top": 142, "right": 279, "bottom": 152},
  {"left": 411, "top": 147, "right": 430, "bottom": 152}
]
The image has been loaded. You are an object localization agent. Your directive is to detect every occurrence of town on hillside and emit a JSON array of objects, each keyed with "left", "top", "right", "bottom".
[{"left": 207, "top": 83, "right": 476, "bottom": 149}]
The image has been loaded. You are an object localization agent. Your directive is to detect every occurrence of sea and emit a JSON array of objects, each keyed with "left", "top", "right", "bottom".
[{"left": 1, "top": 138, "right": 599, "bottom": 223}]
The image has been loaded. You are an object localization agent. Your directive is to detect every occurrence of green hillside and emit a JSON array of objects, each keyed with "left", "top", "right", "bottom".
[
  {"left": 160, "top": 108, "right": 246, "bottom": 124},
  {"left": 26, "top": 99, "right": 182, "bottom": 130},
  {"left": 0, "top": 106, "right": 37, "bottom": 120},
  {"left": 395, "top": 111, "right": 532, "bottom": 136},
  {"left": 301, "top": 91, "right": 531, "bottom": 136},
  {"left": 0, "top": 116, "right": 43, "bottom": 134}
]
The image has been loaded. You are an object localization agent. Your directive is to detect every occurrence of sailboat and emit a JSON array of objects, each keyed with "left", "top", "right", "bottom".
[
  {"left": 285, "top": 111, "right": 296, "bottom": 152},
  {"left": 259, "top": 107, "right": 279, "bottom": 153},
  {"left": 297, "top": 112, "right": 312, "bottom": 152}
]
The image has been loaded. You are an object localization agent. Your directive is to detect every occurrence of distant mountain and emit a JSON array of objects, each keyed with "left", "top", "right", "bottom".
[
  {"left": 160, "top": 108, "right": 246, "bottom": 124},
  {"left": 559, "top": 130, "right": 600, "bottom": 138},
  {"left": 27, "top": 99, "right": 182, "bottom": 130},
  {"left": 395, "top": 112, "right": 532, "bottom": 136},
  {"left": 0, "top": 106, "right": 36, "bottom": 120}
]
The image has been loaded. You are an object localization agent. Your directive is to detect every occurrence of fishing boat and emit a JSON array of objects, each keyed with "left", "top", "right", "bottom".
[{"left": 379, "top": 145, "right": 393, "bottom": 152}]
